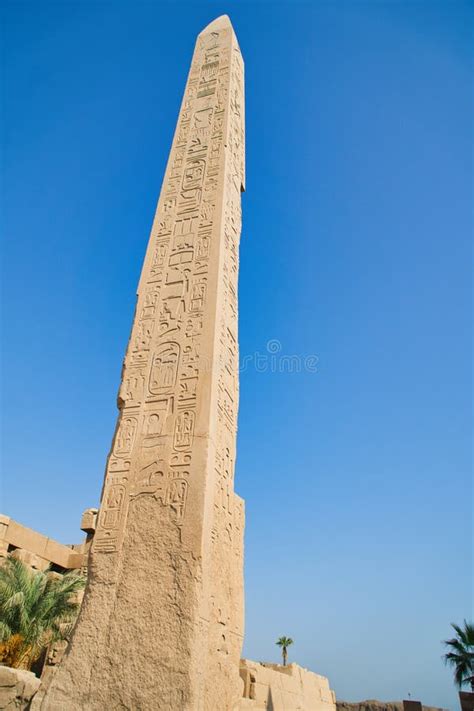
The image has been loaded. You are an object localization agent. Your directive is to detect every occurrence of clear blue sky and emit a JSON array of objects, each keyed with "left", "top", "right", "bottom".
[{"left": 1, "top": 1, "right": 472, "bottom": 708}]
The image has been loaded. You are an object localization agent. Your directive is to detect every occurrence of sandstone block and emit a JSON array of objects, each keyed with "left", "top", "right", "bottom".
[
  {"left": 0, "top": 667, "right": 40, "bottom": 711},
  {"left": 79, "top": 509, "right": 97, "bottom": 534}
]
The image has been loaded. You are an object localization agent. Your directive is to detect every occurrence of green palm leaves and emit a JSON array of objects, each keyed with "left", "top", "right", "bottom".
[
  {"left": 0, "top": 557, "right": 85, "bottom": 669},
  {"left": 276, "top": 636, "right": 294, "bottom": 666},
  {"left": 443, "top": 621, "right": 474, "bottom": 690}
]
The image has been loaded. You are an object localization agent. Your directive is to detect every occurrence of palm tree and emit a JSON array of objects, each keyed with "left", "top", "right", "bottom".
[
  {"left": 443, "top": 621, "right": 474, "bottom": 691},
  {"left": 0, "top": 557, "right": 85, "bottom": 670},
  {"left": 276, "top": 636, "right": 294, "bottom": 666}
]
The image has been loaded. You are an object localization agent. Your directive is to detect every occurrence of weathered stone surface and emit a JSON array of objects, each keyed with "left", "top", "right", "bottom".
[
  {"left": 239, "top": 660, "right": 336, "bottom": 711},
  {"left": 0, "top": 516, "right": 83, "bottom": 571},
  {"left": 0, "top": 667, "right": 40, "bottom": 710},
  {"left": 9, "top": 549, "right": 49, "bottom": 572},
  {"left": 79, "top": 509, "right": 97, "bottom": 534},
  {"left": 36, "top": 14, "right": 245, "bottom": 711},
  {"left": 336, "top": 701, "right": 448, "bottom": 711}
]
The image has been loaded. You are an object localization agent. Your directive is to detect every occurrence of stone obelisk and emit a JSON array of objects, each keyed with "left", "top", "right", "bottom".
[{"left": 38, "top": 15, "right": 245, "bottom": 711}]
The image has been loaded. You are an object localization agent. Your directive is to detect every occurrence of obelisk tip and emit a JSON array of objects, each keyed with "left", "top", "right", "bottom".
[{"left": 199, "top": 15, "right": 233, "bottom": 35}]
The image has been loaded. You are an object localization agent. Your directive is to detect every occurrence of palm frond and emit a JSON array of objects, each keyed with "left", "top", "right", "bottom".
[
  {"left": 0, "top": 557, "right": 85, "bottom": 669},
  {"left": 443, "top": 620, "right": 474, "bottom": 689}
]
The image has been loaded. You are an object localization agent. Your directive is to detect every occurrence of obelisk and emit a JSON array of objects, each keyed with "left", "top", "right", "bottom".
[{"left": 38, "top": 15, "right": 245, "bottom": 711}]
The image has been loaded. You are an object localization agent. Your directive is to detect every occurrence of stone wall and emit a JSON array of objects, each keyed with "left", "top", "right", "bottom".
[
  {"left": 239, "top": 660, "right": 336, "bottom": 711},
  {"left": 0, "top": 514, "right": 93, "bottom": 572},
  {"left": 0, "top": 667, "right": 40, "bottom": 711},
  {"left": 336, "top": 701, "right": 448, "bottom": 711}
]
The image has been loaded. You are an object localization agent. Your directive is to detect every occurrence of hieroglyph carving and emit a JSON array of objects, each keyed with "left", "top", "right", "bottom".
[{"left": 38, "top": 15, "right": 245, "bottom": 711}]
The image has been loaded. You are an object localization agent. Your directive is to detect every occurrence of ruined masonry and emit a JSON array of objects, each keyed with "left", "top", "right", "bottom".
[{"left": 37, "top": 15, "right": 245, "bottom": 711}]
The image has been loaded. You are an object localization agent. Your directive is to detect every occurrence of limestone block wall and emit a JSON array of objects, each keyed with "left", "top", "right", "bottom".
[
  {"left": 239, "top": 660, "right": 336, "bottom": 711},
  {"left": 0, "top": 515, "right": 84, "bottom": 572},
  {"left": 0, "top": 667, "right": 40, "bottom": 711},
  {"left": 336, "top": 702, "right": 448, "bottom": 711}
]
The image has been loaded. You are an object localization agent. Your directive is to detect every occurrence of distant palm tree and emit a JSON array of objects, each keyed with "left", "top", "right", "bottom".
[
  {"left": 0, "top": 557, "right": 85, "bottom": 670},
  {"left": 276, "top": 636, "right": 294, "bottom": 666},
  {"left": 443, "top": 621, "right": 474, "bottom": 690}
]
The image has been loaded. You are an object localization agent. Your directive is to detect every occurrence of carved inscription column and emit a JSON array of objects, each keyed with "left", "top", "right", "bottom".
[{"left": 37, "top": 15, "right": 245, "bottom": 711}]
